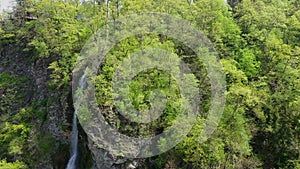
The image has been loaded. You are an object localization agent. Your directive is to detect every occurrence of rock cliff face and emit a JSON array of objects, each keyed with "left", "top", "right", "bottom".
[
  {"left": 88, "top": 143, "right": 144, "bottom": 169},
  {"left": 1, "top": 44, "right": 64, "bottom": 136},
  {"left": 0, "top": 43, "right": 70, "bottom": 168},
  {"left": 0, "top": 43, "right": 140, "bottom": 169}
]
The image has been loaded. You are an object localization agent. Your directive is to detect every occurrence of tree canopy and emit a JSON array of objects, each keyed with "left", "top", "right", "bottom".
[{"left": 0, "top": 0, "right": 299, "bottom": 168}]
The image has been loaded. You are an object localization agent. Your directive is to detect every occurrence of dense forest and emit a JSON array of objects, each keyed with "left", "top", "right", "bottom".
[{"left": 0, "top": 0, "right": 299, "bottom": 169}]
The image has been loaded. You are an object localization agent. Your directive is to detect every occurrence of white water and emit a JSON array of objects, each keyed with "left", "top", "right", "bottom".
[{"left": 66, "top": 74, "right": 86, "bottom": 169}]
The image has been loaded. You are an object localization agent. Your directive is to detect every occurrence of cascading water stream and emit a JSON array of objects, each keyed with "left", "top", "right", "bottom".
[{"left": 66, "top": 74, "right": 86, "bottom": 169}]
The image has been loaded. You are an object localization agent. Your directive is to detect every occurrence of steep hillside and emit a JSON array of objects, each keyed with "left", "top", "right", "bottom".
[{"left": 0, "top": 0, "right": 299, "bottom": 169}]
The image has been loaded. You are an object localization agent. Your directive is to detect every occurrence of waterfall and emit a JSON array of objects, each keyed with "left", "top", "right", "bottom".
[
  {"left": 66, "top": 74, "right": 86, "bottom": 169},
  {"left": 66, "top": 110, "right": 79, "bottom": 169}
]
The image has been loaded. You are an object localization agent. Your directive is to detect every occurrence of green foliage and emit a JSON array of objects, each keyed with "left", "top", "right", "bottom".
[
  {"left": 152, "top": 155, "right": 168, "bottom": 169},
  {"left": 0, "top": 27, "right": 15, "bottom": 45},
  {"left": 0, "top": 0, "right": 300, "bottom": 168},
  {"left": 235, "top": 0, "right": 300, "bottom": 168},
  {"left": 237, "top": 48, "right": 261, "bottom": 78},
  {"left": 0, "top": 73, "right": 31, "bottom": 114},
  {"left": 0, "top": 159, "right": 28, "bottom": 169},
  {"left": 0, "top": 102, "right": 54, "bottom": 168}
]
